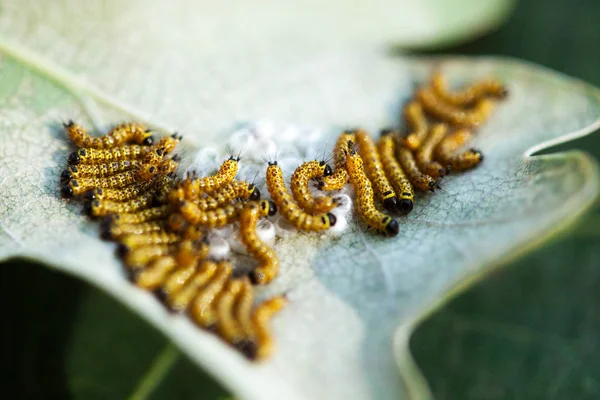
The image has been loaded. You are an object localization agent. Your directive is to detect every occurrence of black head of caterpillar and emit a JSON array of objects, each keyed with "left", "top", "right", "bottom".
[
  {"left": 382, "top": 216, "right": 399, "bottom": 236},
  {"left": 60, "top": 183, "right": 74, "bottom": 198},
  {"left": 318, "top": 160, "right": 333, "bottom": 177},
  {"left": 248, "top": 183, "right": 261, "bottom": 201},
  {"left": 397, "top": 198, "right": 414, "bottom": 214},
  {"left": 142, "top": 129, "right": 154, "bottom": 146},
  {"left": 260, "top": 199, "right": 278, "bottom": 217},
  {"left": 320, "top": 212, "right": 337, "bottom": 227},
  {"left": 68, "top": 150, "right": 81, "bottom": 165}
]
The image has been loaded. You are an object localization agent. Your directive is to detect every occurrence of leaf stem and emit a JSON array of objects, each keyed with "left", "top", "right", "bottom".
[{"left": 127, "top": 343, "right": 180, "bottom": 400}]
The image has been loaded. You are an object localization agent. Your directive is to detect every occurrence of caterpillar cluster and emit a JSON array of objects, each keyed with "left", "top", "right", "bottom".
[
  {"left": 57, "top": 73, "right": 507, "bottom": 361},
  {"left": 60, "top": 124, "right": 286, "bottom": 361}
]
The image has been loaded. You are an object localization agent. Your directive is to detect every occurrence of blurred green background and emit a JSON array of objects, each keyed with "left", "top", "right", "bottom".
[{"left": 2, "top": 0, "right": 599, "bottom": 398}]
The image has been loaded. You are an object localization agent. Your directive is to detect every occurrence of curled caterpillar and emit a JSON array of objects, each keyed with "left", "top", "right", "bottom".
[
  {"left": 417, "top": 88, "right": 495, "bottom": 127},
  {"left": 318, "top": 130, "right": 356, "bottom": 191},
  {"left": 415, "top": 123, "right": 450, "bottom": 179},
  {"left": 291, "top": 160, "right": 336, "bottom": 214},
  {"left": 402, "top": 101, "right": 428, "bottom": 150},
  {"left": 182, "top": 156, "right": 239, "bottom": 201},
  {"left": 267, "top": 162, "right": 336, "bottom": 231},
  {"left": 65, "top": 121, "right": 153, "bottom": 149},
  {"left": 434, "top": 128, "right": 483, "bottom": 171},
  {"left": 190, "top": 260, "right": 233, "bottom": 328},
  {"left": 240, "top": 200, "right": 279, "bottom": 285},
  {"left": 345, "top": 149, "right": 399, "bottom": 236},
  {"left": 431, "top": 73, "right": 508, "bottom": 106},
  {"left": 355, "top": 129, "right": 399, "bottom": 212},
  {"left": 377, "top": 130, "right": 415, "bottom": 214}
]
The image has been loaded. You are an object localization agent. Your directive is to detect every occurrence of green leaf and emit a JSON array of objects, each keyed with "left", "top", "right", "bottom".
[{"left": 411, "top": 233, "right": 600, "bottom": 399}]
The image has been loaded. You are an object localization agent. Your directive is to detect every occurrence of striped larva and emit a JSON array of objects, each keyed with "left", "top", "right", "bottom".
[
  {"left": 345, "top": 149, "right": 399, "bottom": 236},
  {"left": 396, "top": 145, "right": 438, "bottom": 192},
  {"left": 377, "top": 130, "right": 415, "bottom": 214},
  {"left": 239, "top": 200, "right": 279, "bottom": 285},
  {"left": 355, "top": 129, "right": 398, "bottom": 212}
]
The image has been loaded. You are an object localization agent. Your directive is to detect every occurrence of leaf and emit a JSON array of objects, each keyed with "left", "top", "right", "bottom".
[
  {"left": 0, "top": 2, "right": 599, "bottom": 400},
  {"left": 1, "top": 43, "right": 600, "bottom": 399}
]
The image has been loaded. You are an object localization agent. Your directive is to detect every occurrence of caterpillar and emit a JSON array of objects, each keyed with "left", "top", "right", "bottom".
[
  {"left": 119, "top": 231, "right": 180, "bottom": 252},
  {"left": 415, "top": 123, "right": 450, "bottom": 179},
  {"left": 215, "top": 279, "right": 246, "bottom": 348},
  {"left": 402, "top": 101, "right": 429, "bottom": 150},
  {"left": 67, "top": 144, "right": 150, "bottom": 166},
  {"left": 355, "top": 129, "right": 399, "bottom": 212},
  {"left": 190, "top": 260, "right": 233, "bottom": 328},
  {"left": 102, "top": 220, "right": 167, "bottom": 240},
  {"left": 85, "top": 191, "right": 156, "bottom": 218},
  {"left": 396, "top": 145, "right": 438, "bottom": 192},
  {"left": 266, "top": 162, "right": 336, "bottom": 231},
  {"left": 164, "top": 260, "right": 219, "bottom": 312},
  {"left": 318, "top": 130, "right": 356, "bottom": 191},
  {"left": 62, "top": 170, "right": 142, "bottom": 197},
  {"left": 233, "top": 278, "right": 257, "bottom": 358},
  {"left": 135, "top": 239, "right": 210, "bottom": 290},
  {"left": 251, "top": 295, "right": 287, "bottom": 360},
  {"left": 67, "top": 134, "right": 179, "bottom": 166},
  {"left": 377, "top": 130, "right": 415, "bottom": 213},
  {"left": 291, "top": 160, "right": 336, "bottom": 214},
  {"left": 60, "top": 160, "right": 141, "bottom": 183},
  {"left": 345, "top": 149, "right": 399, "bottom": 236},
  {"left": 416, "top": 88, "right": 495, "bottom": 127},
  {"left": 430, "top": 73, "right": 508, "bottom": 106},
  {"left": 178, "top": 201, "right": 248, "bottom": 229},
  {"left": 109, "top": 204, "right": 173, "bottom": 225},
  {"left": 182, "top": 156, "right": 239, "bottom": 201},
  {"left": 169, "top": 180, "right": 259, "bottom": 210},
  {"left": 240, "top": 200, "right": 279, "bottom": 285},
  {"left": 64, "top": 121, "right": 153, "bottom": 149},
  {"left": 123, "top": 243, "right": 175, "bottom": 269},
  {"left": 433, "top": 128, "right": 483, "bottom": 171},
  {"left": 85, "top": 169, "right": 174, "bottom": 201}
]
